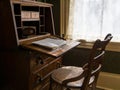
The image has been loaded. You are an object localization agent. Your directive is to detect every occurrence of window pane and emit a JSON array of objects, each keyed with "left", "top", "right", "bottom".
[
  {"left": 72, "top": 0, "right": 103, "bottom": 41},
  {"left": 68, "top": 0, "right": 120, "bottom": 42},
  {"left": 102, "top": 0, "right": 120, "bottom": 42}
]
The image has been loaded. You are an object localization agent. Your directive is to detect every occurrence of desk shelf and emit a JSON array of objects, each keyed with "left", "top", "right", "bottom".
[{"left": 12, "top": 0, "right": 55, "bottom": 43}]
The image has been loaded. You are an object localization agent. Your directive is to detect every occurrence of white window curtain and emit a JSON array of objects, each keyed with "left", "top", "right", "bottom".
[{"left": 67, "top": 0, "right": 120, "bottom": 42}]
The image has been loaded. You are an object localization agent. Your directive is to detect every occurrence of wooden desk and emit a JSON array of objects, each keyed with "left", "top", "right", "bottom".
[
  {"left": 18, "top": 39, "right": 80, "bottom": 90},
  {"left": 22, "top": 40, "right": 80, "bottom": 57},
  {"left": 0, "top": 0, "right": 80, "bottom": 90}
]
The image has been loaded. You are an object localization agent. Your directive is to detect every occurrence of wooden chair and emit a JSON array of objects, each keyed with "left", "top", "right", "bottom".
[{"left": 49, "top": 34, "right": 113, "bottom": 90}]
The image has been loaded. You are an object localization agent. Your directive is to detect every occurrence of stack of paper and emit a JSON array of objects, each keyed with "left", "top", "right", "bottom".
[{"left": 32, "top": 38, "right": 67, "bottom": 50}]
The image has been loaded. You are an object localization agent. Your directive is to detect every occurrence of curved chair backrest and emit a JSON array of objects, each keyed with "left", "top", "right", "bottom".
[{"left": 82, "top": 34, "right": 113, "bottom": 90}]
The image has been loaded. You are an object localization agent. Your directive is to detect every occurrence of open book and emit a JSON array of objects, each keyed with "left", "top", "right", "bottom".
[{"left": 32, "top": 38, "right": 67, "bottom": 50}]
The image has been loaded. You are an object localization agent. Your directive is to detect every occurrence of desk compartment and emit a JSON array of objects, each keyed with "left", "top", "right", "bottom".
[
  {"left": 30, "top": 52, "right": 53, "bottom": 71},
  {"left": 41, "top": 57, "right": 62, "bottom": 79},
  {"left": 31, "top": 57, "right": 62, "bottom": 87},
  {"left": 33, "top": 76, "right": 50, "bottom": 90}
]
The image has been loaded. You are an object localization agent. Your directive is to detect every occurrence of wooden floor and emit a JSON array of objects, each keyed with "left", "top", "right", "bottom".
[
  {"left": 65, "top": 88, "right": 103, "bottom": 90},
  {"left": 52, "top": 85, "right": 104, "bottom": 90},
  {"left": 66, "top": 88, "right": 104, "bottom": 90}
]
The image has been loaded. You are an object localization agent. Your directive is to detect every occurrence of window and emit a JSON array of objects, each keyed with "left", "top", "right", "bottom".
[{"left": 67, "top": 0, "right": 120, "bottom": 42}]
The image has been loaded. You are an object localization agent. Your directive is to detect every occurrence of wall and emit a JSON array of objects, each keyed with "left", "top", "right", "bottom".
[
  {"left": 46, "top": 0, "right": 60, "bottom": 36},
  {"left": 97, "top": 72, "right": 120, "bottom": 90},
  {"left": 63, "top": 47, "right": 120, "bottom": 74}
]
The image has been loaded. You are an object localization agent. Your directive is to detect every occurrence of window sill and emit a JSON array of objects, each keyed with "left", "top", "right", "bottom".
[{"left": 77, "top": 42, "right": 120, "bottom": 52}]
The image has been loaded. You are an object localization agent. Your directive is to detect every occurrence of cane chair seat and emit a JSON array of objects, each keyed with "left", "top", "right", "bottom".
[{"left": 51, "top": 66, "right": 95, "bottom": 87}]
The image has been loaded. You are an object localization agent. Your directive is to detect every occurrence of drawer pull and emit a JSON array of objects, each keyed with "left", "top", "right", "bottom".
[
  {"left": 36, "top": 73, "right": 41, "bottom": 83},
  {"left": 57, "top": 62, "right": 61, "bottom": 68},
  {"left": 36, "top": 56, "right": 43, "bottom": 64}
]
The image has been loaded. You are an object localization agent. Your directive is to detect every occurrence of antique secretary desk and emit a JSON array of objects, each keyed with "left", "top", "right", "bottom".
[{"left": 0, "top": 0, "right": 79, "bottom": 90}]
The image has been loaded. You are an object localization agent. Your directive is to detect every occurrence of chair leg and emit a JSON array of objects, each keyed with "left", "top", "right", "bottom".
[
  {"left": 66, "top": 88, "right": 71, "bottom": 90},
  {"left": 91, "top": 82, "right": 96, "bottom": 90},
  {"left": 49, "top": 77, "right": 53, "bottom": 90},
  {"left": 59, "top": 85, "right": 63, "bottom": 90}
]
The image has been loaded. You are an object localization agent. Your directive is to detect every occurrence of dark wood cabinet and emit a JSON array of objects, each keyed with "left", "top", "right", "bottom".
[
  {"left": 0, "top": 0, "right": 80, "bottom": 90},
  {"left": 0, "top": 0, "right": 61, "bottom": 90},
  {"left": 0, "top": 50, "right": 62, "bottom": 90}
]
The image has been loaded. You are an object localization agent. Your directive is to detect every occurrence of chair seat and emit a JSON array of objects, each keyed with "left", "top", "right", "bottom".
[{"left": 51, "top": 66, "right": 95, "bottom": 87}]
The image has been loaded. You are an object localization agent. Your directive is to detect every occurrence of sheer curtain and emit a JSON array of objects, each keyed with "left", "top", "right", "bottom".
[
  {"left": 67, "top": 0, "right": 120, "bottom": 42},
  {"left": 60, "top": 0, "right": 70, "bottom": 37}
]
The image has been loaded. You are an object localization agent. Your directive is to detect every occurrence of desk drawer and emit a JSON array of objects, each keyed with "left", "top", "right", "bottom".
[
  {"left": 32, "top": 57, "right": 62, "bottom": 86},
  {"left": 33, "top": 76, "right": 50, "bottom": 90},
  {"left": 41, "top": 57, "right": 61, "bottom": 79},
  {"left": 30, "top": 52, "right": 54, "bottom": 71}
]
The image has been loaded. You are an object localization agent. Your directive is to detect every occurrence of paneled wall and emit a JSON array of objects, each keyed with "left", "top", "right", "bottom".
[{"left": 63, "top": 48, "right": 120, "bottom": 74}]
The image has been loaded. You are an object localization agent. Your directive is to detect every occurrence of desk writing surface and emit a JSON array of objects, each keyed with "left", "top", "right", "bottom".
[{"left": 21, "top": 40, "right": 80, "bottom": 57}]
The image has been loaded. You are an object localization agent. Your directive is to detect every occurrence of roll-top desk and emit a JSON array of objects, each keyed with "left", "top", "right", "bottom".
[{"left": 0, "top": 0, "right": 80, "bottom": 90}]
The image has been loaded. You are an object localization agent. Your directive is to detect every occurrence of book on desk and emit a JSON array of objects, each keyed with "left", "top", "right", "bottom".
[{"left": 32, "top": 38, "right": 67, "bottom": 50}]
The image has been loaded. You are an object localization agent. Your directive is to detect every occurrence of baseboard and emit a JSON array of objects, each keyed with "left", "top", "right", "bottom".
[
  {"left": 97, "top": 72, "right": 120, "bottom": 90},
  {"left": 97, "top": 86, "right": 113, "bottom": 90}
]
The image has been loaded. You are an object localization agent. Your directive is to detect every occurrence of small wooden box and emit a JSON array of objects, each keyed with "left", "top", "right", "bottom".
[
  {"left": 31, "top": 12, "right": 39, "bottom": 19},
  {"left": 21, "top": 11, "right": 31, "bottom": 19}
]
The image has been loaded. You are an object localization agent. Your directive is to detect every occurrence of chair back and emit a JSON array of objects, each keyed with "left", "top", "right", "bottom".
[{"left": 82, "top": 34, "right": 113, "bottom": 90}]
